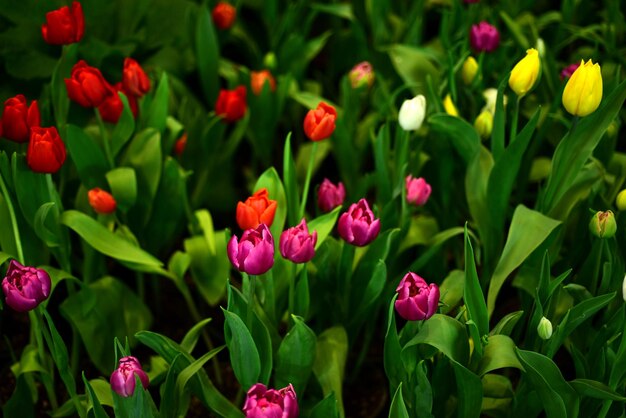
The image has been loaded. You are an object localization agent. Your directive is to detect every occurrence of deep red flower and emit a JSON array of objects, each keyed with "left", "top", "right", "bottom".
[
  {"left": 212, "top": 2, "right": 236, "bottom": 30},
  {"left": 0, "top": 95, "right": 40, "bottom": 143},
  {"left": 88, "top": 188, "right": 117, "bottom": 214},
  {"left": 303, "top": 102, "right": 337, "bottom": 141},
  {"left": 215, "top": 86, "right": 247, "bottom": 123},
  {"left": 122, "top": 58, "right": 151, "bottom": 97},
  {"left": 65, "top": 61, "right": 114, "bottom": 108},
  {"left": 27, "top": 127, "right": 66, "bottom": 174},
  {"left": 98, "top": 83, "right": 138, "bottom": 123},
  {"left": 41, "top": 1, "right": 84, "bottom": 45}
]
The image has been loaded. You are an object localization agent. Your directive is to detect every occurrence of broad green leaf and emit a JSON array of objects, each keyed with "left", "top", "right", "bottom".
[
  {"left": 570, "top": 379, "right": 626, "bottom": 401},
  {"left": 439, "top": 270, "right": 464, "bottom": 315},
  {"left": 50, "top": 43, "right": 77, "bottom": 128},
  {"left": 254, "top": 167, "right": 287, "bottom": 242},
  {"left": 196, "top": 209, "right": 216, "bottom": 254},
  {"left": 464, "top": 226, "right": 489, "bottom": 339},
  {"left": 388, "top": 44, "right": 440, "bottom": 94},
  {"left": 82, "top": 373, "right": 109, "bottom": 418},
  {"left": 34, "top": 202, "right": 60, "bottom": 247},
  {"left": 223, "top": 309, "right": 261, "bottom": 389},
  {"left": 402, "top": 314, "right": 469, "bottom": 365},
  {"left": 477, "top": 335, "right": 524, "bottom": 376},
  {"left": 64, "top": 124, "right": 109, "bottom": 188},
  {"left": 180, "top": 318, "right": 212, "bottom": 354},
  {"left": 308, "top": 206, "right": 341, "bottom": 250},
  {"left": 173, "top": 346, "right": 225, "bottom": 415},
  {"left": 274, "top": 316, "right": 317, "bottom": 395},
  {"left": 3, "top": 375, "right": 35, "bottom": 418},
  {"left": 312, "top": 326, "right": 348, "bottom": 417},
  {"left": 451, "top": 360, "right": 483, "bottom": 418},
  {"left": 388, "top": 383, "right": 410, "bottom": 418},
  {"left": 283, "top": 134, "right": 300, "bottom": 226},
  {"left": 372, "top": 123, "right": 392, "bottom": 203},
  {"left": 195, "top": 4, "right": 219, "bottom": 103},
  {"left": 145, "top": 72, "right": 169, "bottom": 133},
  {"left": 310, "top": 3, "right": 353, "bottom": 20},
  {"left": 384, "top": 296, "right": 404, "bottom": 390},
  {"left": 310, "top": 392, "right": 339, "bottom": 418},
  {"left": 352, "top": 260, "right": 386, "bottom": 319},
  {"left": 111, "top": 93, "right": 136, "bottom": 157},
  {"left": 490, "top": 310, "right": 524, "bottom": 336},
  {"left": 106, "top": 168, "right": 137, "bottom": 213},
  {"left": 184, "top": 231, "right": 229, "bottom": 306}
]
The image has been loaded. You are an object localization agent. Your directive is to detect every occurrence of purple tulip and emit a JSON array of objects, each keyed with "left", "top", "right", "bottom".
[
  {"left": 317, "top": 179, "right": 346, "bottom": 213},
  {"left": 243, "top": 383, "right": 299, "bottom": 418},
  {"left": 280, "top": 219, "right": 318, "bottom": 264},
  {"left": 560, "top": 62, "right": 580, "bottom": 80},
  {"left": 228, "top": 223, "right": 275, "bottom": 275},
  {"left": 110, "top": 356, "right": 149, "bottom": 397},
  {"left": 395, "top": 272, "right": 439, "bottom": 321},
  {"left": 405, "top": 175, "right": 432, "bottom": 206},
  {"left": 2, "top": 260, "right": 51, "bottom": 312},
  {"left": 470, "top": 22, "right": 500, "bottom": 53},
  {"left": 338, "top": 198, "right": 381, "bottom": 247}
]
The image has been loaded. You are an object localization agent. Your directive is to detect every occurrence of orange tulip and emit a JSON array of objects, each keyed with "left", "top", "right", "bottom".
[{"left": 236, "top": 188, "right": 277, "bottom": 230}]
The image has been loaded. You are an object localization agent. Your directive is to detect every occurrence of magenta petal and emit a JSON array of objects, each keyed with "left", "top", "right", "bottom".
[
  {"left": 110, "top": 370, "right": 128, "bottom": 397},
  {"left": 227, "top": 235, "right": 240, "bottom": 270},
  {"left": 242, "top": 241, "right": 274, "bottom": 275}
]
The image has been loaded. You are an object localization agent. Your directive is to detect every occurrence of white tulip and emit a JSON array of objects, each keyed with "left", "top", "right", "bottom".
[
  {"left": 537, "top": 316, "right": 553, "bottom": 340},
  {"left": 398, "top": 95, "right": 426, "bottom": 131}
]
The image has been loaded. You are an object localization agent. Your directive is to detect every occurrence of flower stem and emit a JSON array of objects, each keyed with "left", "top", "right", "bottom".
[
  {"left": 94, "top": 109, "right": 114, "bottom": 168},
  {"left": 396, "top": 129, "right": 410, "bottom": 191},
  {"left": 288, "top": 263, "right": 296, "bottom": 321},
  {"left": 246, "top": 274, "right": 257, "bottom": 330},
  {"left": 509, "top": 96, "right": 521, "bottom": 144},
  {"left": 299, "top": 141, "right": 318, "bottom": 219},
  {"left": 0, "top": 170, "right": 24, "bottom": 264},
  {"left": 338, "top": 242, "right": 355, "bottom": 320}
]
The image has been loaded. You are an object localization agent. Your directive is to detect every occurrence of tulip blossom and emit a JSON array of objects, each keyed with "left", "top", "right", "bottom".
[
  {"left": 97, "top": 83, "right": 138, "bottom": 123},
  {"left": 338, "top": 198, "right": 380, "bottom": 247},
  {"left": 88, "top": 188, "right": 117, "bottom": 214},
  {"left": 616, "top": 190, "right": 626, "bottom": 211},
  {"left": 228, "top": 224, "right": 275, "bottom": 275},
  {"left": 474, "top": 110, "right": 493, "bottom": 139},
  {"left": 216, "top": 86, "right": 247, "bottom": 123},
  {"left": 303, "top": 102, "right": 337, "bottom": 141},
  {"left": 250, "top": 70, "right": 276, "bottom": 95},
  {"left": 65, "top": 61, "right": 114, "bottom": 108},
  {"left": 2, "top": 260, "right": 51, "bottom": 312},
  {"left": 317, "top": 179, "right": 346, "bottom": 213},
  {"left": 348, "top": 61, "right": 375, "bottom": 89},
  {"left": 482, "top": 88, "right": 507, "bottom": 114},
  {"left": 462, "top": 56, "right": 478, "bottom": 85},
  {"left": 122, "top": 58, "right": 151, "bottom": 97},
  {"left": 236, "top": 188, "right": 277, "bottom": 230},
  {"left": 27, "top": 127, "right": 66, "bottom": 174},
  {"left": 537, "top": 317, "right": 553, "bottom": 340},
  {"left": 509, "top": 48, "right": 540, "bottom": 97},
  {"left": 212, "top": 2, "right": 236, "bottom": 30},
  {"left": 560, "top": 62, "right": 580, "bottom": 80},
  {"left": 469, "top": 22, "right": 500, "bottom": 53},
  {"left": 243, "top": 383, "right": 298, "bottom": 418},
  {"left": 443, "top": 94, "right": 459, "bottom": 117},
  {"left": 562, "top": 59, "right": 603, "bottom": 117},
  {"left": 0, "top": 95, "right": 40, "bottom": 143},
  {"left": 394, "top": 272, "right": 439, "bottom": 321},
  {"left": 589, "top": 210, "right": 616, "bottom": 239},
  {"left": 280, "top": 219, "right": 317, "bottom": 263},
  {"left": 110, "top": 356, "right": 149, "bottom": 397},
  {"left": 405, "top": 176, "right": 431, "bottom": 206},
  {"left": 398, "top": 95, "right": 426, "bottom": 131},
  {"left": 174, "top": 133, "right": 187, "bottom": 156},
  {"left": 41, "top": 1, "right": 84, "bottom": 45}
]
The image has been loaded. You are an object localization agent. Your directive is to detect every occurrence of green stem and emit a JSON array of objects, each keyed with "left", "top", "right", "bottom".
[
  {"left": 288, "top": 263, "right": 296, "bottom": 321},
  {"left": 94, "top": 110, "right": 114, "bottom": 168},
  {"left": 299, "top": 141, "right": 319, "bottom": 219},
  {"left": 29, "top": 311, "right": 58, "bottom": 409},
  {"left": 246, "top": 274, "right": 257, "bottom": 330},
  {"left": 338, "top": 242, "right": 355, "bottom": 320},
  {"left": 509, "top": 96, "right": 521, "bottom": 144},
  {"left": 264, "top": 270, "right": 276, "bottom": 324},
  {"left": 396, "top": 130, "right": 410, "bottom": 191},
  {"left": 0, "top": 170, "right": 24, "bottom": 264}
]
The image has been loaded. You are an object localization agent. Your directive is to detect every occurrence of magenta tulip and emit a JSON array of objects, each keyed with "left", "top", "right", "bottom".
[
  {"left": 395, "top": 272, "right": 439, "bottom": 321},
  {"left": 338, "top": 198, "right": 380, "bottom": 247},
  {"left": 280, "top": 219, "right": 317, "bottom": 263},
  {"left": 560, "top": 62, "right": 580, "bottom": 80},
  {"left": 317, "top": 178, "right": 346, "bottom": 213},
  {"left": 470, "top": 22, "right": 500, "bottom": 53},
  {"left": 228, "top": 224, "right": 275, "bottom": 275},
  {"left": 243, "top": 383, "right": 298, "bottom": 418},
  {"left": 2, "top": 260, "right": 51, "bottom": 312},
  {"left": 405, "top": 175, "right": 432, "bottom": 206},
  {"left": 110, "top": 356, "right": 149, "bottom": 397}
]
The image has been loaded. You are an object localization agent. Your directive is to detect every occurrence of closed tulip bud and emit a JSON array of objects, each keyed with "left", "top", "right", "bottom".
[
  {"left": 65, "top": 61, "right": 114, "bottom": 108},
  {"left": 338, "top": 198, "right": 381, "bottom": 247},
  {"left": 41, "top": 1, "right": 84, "bottom": 45},
  {"left": 2, "top": 260, "right": 51, "bottom": 312},
  {"left": 88, "top": 188, "right": 117, "bottom": 214},
  {"left": 462, "top": 56, "right": 479, "bottom": 85},
  {"left": 236, "top": 188, "right": 277, "bottom": 230},
  {"left": 509, "top": 48, "right": 540, "bottom": 97},
  {"left": 562, "top": 59, "right": 603, "bottom": 117},
  {"left": 174, "top": 133, "right": 187, "bottom": 156},
  {"left": 616, "top": 190, "right": 626, "bottom": 211},
  {"left": 398, "top": 95, "right": 426, "bottom": 131},
  {"left": 98, "top": 83, "right": 138, "bottom": 124},
  {"left": 317, "top": 179, "right": 346, "bottom": 213},
  {"left": 27, "top": 127, "right": 66, "bottom": 174},
  {"left": 537, "top": 316, "right": 553, "bottom": 340},
  {"left": 212, "top": 2, "right": 236, "bottom": 30},
  {"left": 469, "top": 22, "right": 500, "bottom": 53},
  {"left": 0, "top": 95, "right": 40, "bottom": 143},
  {"left": 303, "top": 102, "right": 337, "bottom": 141},
  {"left": 483, "top": 88, "right": 507, "bottom": 114},
  {"left": 122, "top": 58, "right": 151, "bottom": 98},
  {"left": 348, "top": 61, "right": 375, "bottom": 89},
  {"left": 443, "top": 94, "right": 459, "bottom": 117},
  {"left": 560, "top": 62, "right": 580, "bottom": 80},
  {"left": 280, "top": 219, "right": 317, "bottom": 263},
  {"left": 405, "top": 175, "right": 431, "bottom": 206},
  {"left": 394, "top": 272, "right": 439, "bottom": 321},
  {"left": 215, "top": 86, "right": 247, "bottom": 123},
  {"left": 243, "top": 383, "right": 299, "bottom": 418},
  {"left": 250, "top": 70, "right": 276, "bottom": 96},
  {"left": 474, "top": 110, "right": 493, "bottom": 139},
  {"left": 110, "top": 356, "right": 149, "bottom": 398},
  {"left": 228, "top": 224, "right": 275, "bottom": 275},
  {"left": 589, "top": 210, "right": 616, "bottom": 239}
]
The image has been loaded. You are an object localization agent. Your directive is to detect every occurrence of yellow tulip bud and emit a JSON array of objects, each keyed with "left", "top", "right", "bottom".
[
  {"left": 616, "top": 190, "right": 626, "bottom": 211},
  {"left": 562, "top": 59, "right": 603, "bottom": 117},
  {"left": 462, "top": 56, "right": 479, "bottom": 85},
  {"left": 508, "top": 48, "right": 540, "bottom": 96},
  {"left": 443, "top": 94, "right": 459, "bottom": 117},
  {"left": 474, "top": 110, "right": 493, "bottom": 139}
]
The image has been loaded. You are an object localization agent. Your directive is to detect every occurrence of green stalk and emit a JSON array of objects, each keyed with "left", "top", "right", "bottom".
[
  {"left": 288, "top": 263, "right": 297, "bottom": 322},
  {"left": 338, "top": 242, "right": 355, "bottom": 320},
  {"left": 395, "top": 130, "right": 410, "bottom": 192},
  {"left": 299, "top": 141, "right": 318, "bottom": 219},
  {"left": 509, "top": 96, "right": 521, "bottom": 144},
  {"left": 94, "top": 110, "right": 114, "bottom": 168},
  {"left": 246, "top": 274, "right": 257, "bottom": 330},
  {"left": 0, "top": 170, "right": 24, "bottom": 264}
]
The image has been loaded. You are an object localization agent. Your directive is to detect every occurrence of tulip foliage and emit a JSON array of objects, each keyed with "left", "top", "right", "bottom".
[{"left": 0, "top": 1, "right": 625, "bottom": 418}]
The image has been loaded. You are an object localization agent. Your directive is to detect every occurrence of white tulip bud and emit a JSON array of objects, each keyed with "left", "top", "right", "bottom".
[
  {"left": 537, "top": 316, "right": 553, "bottom": 340},
  {"left": 398, "top": 95, "right": 426, "bottom": 131}
]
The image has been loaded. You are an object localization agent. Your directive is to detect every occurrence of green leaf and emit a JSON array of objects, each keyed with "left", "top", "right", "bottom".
[
  {"left": 145, "top": 72, "right": 169, "bottom": 133},
  {"left": 477, "top": 335, "right": 524, "bottom": 376},
  {"left": 388, "top": 383, "right": 410, "bottom": 418},
  {"left": 384, "top": 296, "right": 405, "bottom": 391},
  {"left": 283, "top": 133, "right": 300, "bottom": 227},
  {"left": 51, "top": 43, "right": 77, "bottom": 128},
  {"left": 254, "top": 167, "right": 287, "bottom": 242},
  {"left": 180, "top": 318, "right": 213, "bottom": 354},
  {"left": 106, "top": 168, "right": 137, "bottom": 213},
  {"left": 403, "top": 314, "right": 469, "bottom": 365},
  {"left": 223, "top": 309, "right": 261, "bottom": 389},
  {"left": 196, "top": 210, "right": 217, "bottom": 255},
  {"left": 312, "top": 326, "right": 348, "bottom": 417},
  {"left": 372, "top": 124, "right": 392, "bottom": 203},
  {"left": 310, "top": 3, "right": 354, "bottom": 20},
  {"left": 111, "top": 93, "right": 136, "bottom": 157},
  {"left": 308, "top": 206, "right": 341, "bottom": 251},
  {"left": 387, "top": 44, "right": 441, "bottom": 93},
  {"left": 34, "top": 202, "right": 60, "bottom": 247},
  {"left": 274, "top": 316, "right": 317, "bottom": 395},
  {"left": 490, "top": 310, "right": 524, "bottom": 336},
  {"left": 310, "top": 392, "right": 339, "bottom": 418},
  {"left": 439, "top": 270, "right": 464, "bottom": 315},
  {"left": 430, "top": 114, "right": 481, "bottom": 164},
  {"left": 184, "top": 230, "right": 229, "bottom": 306},
  {"left": 464, "top": 225, "right": 489, "bottom": 339},
  {"left": 173, "top": 346, "right": 225, "bottom": 415},
  {"left": 65, "top": 124, "right": 109, "bottom": 188},
  {"left": 451, "top": 360, "right": 483, "bottom": 418},
  {"left": 195, "top": 4, "right": 219, "bottom": 104},
  {"left": 3, "top": 375, "right": 35, "bottom": 418},
  {"left": 570, "top": 379, "right": 626, "bottom": 401},
  {"left": 82, "top": 373, "right": 109, "bottom": 418}
]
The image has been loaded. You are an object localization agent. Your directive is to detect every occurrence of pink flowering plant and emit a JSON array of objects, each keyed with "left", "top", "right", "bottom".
[{"left": 0, "top": 1, "right": 625, "bottom": 417}]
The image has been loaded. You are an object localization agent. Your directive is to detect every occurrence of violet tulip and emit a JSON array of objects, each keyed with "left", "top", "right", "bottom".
[
  {"left": 2, "top": 260, "right": 51, "bottom": 312},
  {"left": 338, "top": 198, "right": 380, "bottom": 247},
  {"left": 243, "top": 383, "right": 298, "bottom": 418},
  {"left": 405, "top": 175, "right": 431, "bottom": 206},
  {"left": 280, "top": 219, "right": 317, "bottom": 263},
  {"left": 110, "top": 356, "right": 149, "bottom": 397},
  {"left": 395, "top": 272, "right": 439, "bottom": 321},
  {"left": 317, "top": 178, "right": 345, "bottom": 213},
  {"left": 228, "top": 224, "right": 275, "bottom": 275},
  {"left": 470, "top": 22, "right": 500, "bottom": 53}
]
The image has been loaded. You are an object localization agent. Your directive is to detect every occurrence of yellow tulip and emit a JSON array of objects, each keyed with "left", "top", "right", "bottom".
[
  {"left": 462, "top": 56, "right": 479, "bottom": 85},
  {"left": 562, "top": 59, "right": 603, "bottom": 117},
  {"left": 443, "top": 94, "right": 459, "bottom": 117},
  {"left": 616, "top": 189, "right": 626, "bottom": 211},
  {"left": 474, "top": 110, "right": 493, "bottom": 139},
  {"left": 508, "top": 48, "right": 540, "bottom": 96}
]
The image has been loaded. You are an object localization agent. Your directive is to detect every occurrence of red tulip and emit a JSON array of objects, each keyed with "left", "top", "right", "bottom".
[
  {"left": 212, "top": 2, "right": 236, "bottom": 30},
  {"left": 27, "top": 127, "right": 66, "bottom": 174},
  {"left": 122, "top": 58, "right": 151, "bottom": 97},
  {"left": 88, "top": 188, "right": 117, "bottom": 214},
  {"left": 98, "top": 83, "right": 138, "bottom": 123},
  {"left": 41, "top": 1, "right": 84, "bottom": 45},
  {"left": 250, "top": 70, "right": 276, "bottom": 95},
  {"left": 65, "top": 61, "right": 114, "bottom": 108},
  {"left": 0, "top": 95, "right": 40, "bottom": 143},
  {"left": 215, "top": 86, "right": 247, "bottom": 123},
  {"left": 303, "top": 102, "right": 337, "bottom": 141},
  {"left": 174, "top": 133, "right": 187, "bottom": 156}
]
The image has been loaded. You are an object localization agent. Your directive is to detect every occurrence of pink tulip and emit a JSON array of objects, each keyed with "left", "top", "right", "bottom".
[
  {"left": 243, "top": 383, "right": 298, "bottom": 418},
  {"left": 338, "top": 198, "right": 380, "bottom": 247},
  {"left": 228, "top": 224, "right": 275, "bottom": 275},
  {"left": 2, "top": 260, "right": 51, "bottom": 312},
  {"left": 110, "top": 356, "right": 149, "bottom": 397},
  {"left": 470, "top": 22, "right": 500, "bottom": 53},
  {"left": 280, "top": 219, "right": 317, "bottom": 263},
  {"left": 317, "top": 179, "right": 346, "bottom": 213},
  {"left": 395, "top": 272, "right": 439, "bottom": 321},
  {"left": 405, "top": 175, "right": 431, "bottom": 206}
]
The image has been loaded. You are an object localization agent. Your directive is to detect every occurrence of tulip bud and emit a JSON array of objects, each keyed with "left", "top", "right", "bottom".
[
  {"left": 212, "top": 2, "right": 236, "bottom": 30},
  {"left": 317, "top": 179, "right": 346, "bottom": 213},
  {"left": 462, "top": 56, "right": 479, "bottom": 85},
  {"left": 469, "top": 22, "right": 500, "bottom": 53},
  {"left": 236, "top": 188, "right": 277, "bottom": 230},
  {"left": 110, "top": 356, "right": 149, "bottom": 398},
  {"left": 88, "top": 188, "right": 117, "bottom": 214},
  {"left": 263, "top": 52, "right": 277, "bottom": 70},
  {"left": 398, "top": 95, "right": 426, "bottom": 131},
  {"left": 537, "top": 316, "right": 553, "bottom": 340},
  {"left": 589, "top": 210, "right": 616, "bottom": 239},
  {"left": 338, "top": 198, "right": 381, "bottom": 247},
  {"left": 560, "top": 62, "right": 580, "bottom": 80},
  {"left": 607, "top": 120, "right": 618, "bottom": 139},
  {"left": 27, "top": 127, "right": 66, "bottom": 174},
  {"left": 215, "top": 86, "right": 247, "bottom": 123},
  {"left": 65, "top": 60, "right": 114, "bottom": 108},
  {"left": 41, "top": 1, "right": 84, "bottom": 45},
  {"left": 474, "top": 110, "right": 493, "bottom": 139},
  {"left": 122, "top": 58, "right": 151, "bottom": 98},
  {"left": 483, "top": 88, "right": 507, "bottom": 114},
  {"left": 280, "top": 219, "right": 318, "bottom": 264},
  {"left": 0, "top": 95, "right": 40, "bottom": 143},
  {"left": 2, "top": 260, "right": 51, "bottom": 312},
  {"left": 616, "top": 190, "right": 626, "bottom": 211},
  {"left": 227, "top": 224, "right": 275, "bottom": 275},
  {"left": 562, "top": 59, "right": 603, "bottom": 117},
  {"left": 98, "top": 83, "right": 138, "bottom": 124},
  {"left": 174, "top": 133, "right": 187, "bottom": 156},
  {"left": 348, "top": 61, "right": 375, "bottom": 89},
  {"left": 250, "top": 70, "right": 276, "bottom": 96},
  {"left": 405, "top": 175, "right": 431, "bottom": 206},
  {"left": 243, "top": 383, "right": 299, "bottom": 418},
  {"left": 303, "top": 102, "right": 337, "bottom": 141},
  {"left": 394, "top": 272, "right": 439, "bottom": 321},
  {"left": 443, "top": 94, "right": 459, "bottom": 117},
  {"left": 509, "top": 48, "right": 541, "bottom": 97},
  {"left": 535, "top": 38, "right": 546, "bottom": 58}
]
